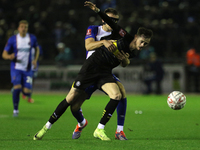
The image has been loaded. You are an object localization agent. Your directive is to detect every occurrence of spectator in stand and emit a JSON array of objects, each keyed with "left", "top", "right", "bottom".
[
  {"left": 186, "top": 48, "right": 200, "bottom": 92},
  {"left": 55, "top": 42, "right": 73, "bottom": 66},
  {"left": 143, "top": 52, "right": 164, "bottom": 94}
]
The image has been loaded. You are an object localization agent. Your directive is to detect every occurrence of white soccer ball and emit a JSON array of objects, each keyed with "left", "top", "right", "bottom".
[{"left": 167, "top": 91, "right": 186, "bottom": 110}]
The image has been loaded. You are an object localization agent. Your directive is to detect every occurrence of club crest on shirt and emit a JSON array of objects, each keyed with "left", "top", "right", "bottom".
[
  {"left": 119, "top": 29, "right": 126, "bottom": 37},
  {"left": 86, "top": 29, "right": 92, "bottom": 36},
  {"left": 76, "top": 81, "right": 81, "bottom": 87}
]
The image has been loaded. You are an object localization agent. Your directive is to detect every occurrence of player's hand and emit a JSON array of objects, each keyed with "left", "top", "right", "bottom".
[
  {"left": 9, "top": 53, "right": 15, "bottom": 60},
  {"left": 103, "top": 40, "right": 116, "bottom": 52},
  {"left": 84, "top": 1, "right": 100, "bottom": 12},
  {"left": 121, "top": 50, "right": 130, "bottom": 60},
  {"left": 116, "top": 50, "right": 129, "bottom": 61},
  {"left": 118, "top": 51, "right": 130, "bottom": 67},
  {"left": 32, "top": 60, "right": 37, "bottom": 69}
]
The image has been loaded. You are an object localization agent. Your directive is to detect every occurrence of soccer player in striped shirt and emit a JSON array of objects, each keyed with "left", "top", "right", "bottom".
[{"left": 2, "top": 20, "right": 39, "bottom": 117}]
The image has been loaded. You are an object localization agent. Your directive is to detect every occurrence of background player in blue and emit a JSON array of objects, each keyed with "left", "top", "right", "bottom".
[
  {"left": 71, "top": 8, "right": 128, "bottom": 140},
  {"left": 22, "top": 45, "right": 43, "bottom": 102},
  {"left": 2, "top": 20, "right": 39, "bottom": 117}
]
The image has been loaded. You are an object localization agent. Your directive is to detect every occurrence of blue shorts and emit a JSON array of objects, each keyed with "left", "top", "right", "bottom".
[
  {"left": 85, "top": 74, "right": 120, "bottom": 99},
  {"left": 10, "top": 69, "right": 33, "bottom": 89}
]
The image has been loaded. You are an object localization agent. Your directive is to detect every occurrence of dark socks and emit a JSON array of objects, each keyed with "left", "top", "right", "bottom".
[
  {"left": 71, "top": 108, "right": 84, "bottom": 123},
  {"left": 117, "top": 98, "right": 127, "bottom": 126},
  {"left": 100, "top": 99, "right": 119, "bottom": 125},
  {"left": 12, "top": 89, "right": 21, "bottom": 110},
  {"left": 49, "top": 99, "right": 70, "bottom": 124}
]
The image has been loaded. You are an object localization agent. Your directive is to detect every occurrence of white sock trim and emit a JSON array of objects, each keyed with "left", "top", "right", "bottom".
[
  {"left": 78, "top": 118, "right": 86, "bottom": 127},
  {"left": 117, "top": 125, "right": 123, "bottom": 132},
  {"left": 45, "top": 121, "right": 52, "bottom": 129},
  {"left": 97, "top": 123, "right": 105, "bottom": 129},
  {"left": 13, "top": 110, "right": 19, "bottom": 113}
]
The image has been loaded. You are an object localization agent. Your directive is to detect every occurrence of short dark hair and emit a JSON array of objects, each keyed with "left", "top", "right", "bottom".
[
  {"left": 104, "top": 8, "right": 119, "bottom": 16},
  {"left": 137, "top": 27, "right": 153, "bottom": 38}
]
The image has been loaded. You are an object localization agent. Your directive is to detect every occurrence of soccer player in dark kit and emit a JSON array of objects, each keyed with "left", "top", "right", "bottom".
[{"left": 71, "top": 7, "right": 129, "bottom": 140}]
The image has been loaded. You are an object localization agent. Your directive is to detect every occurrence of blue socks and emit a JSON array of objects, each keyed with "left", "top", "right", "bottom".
[
  {"left": 12, "top": 89, "right": 21, "bottom": 110},
  {"left": 22, "top": 91, "right": 31, "bottom": 99},
  {"left": 71, "top": 108, "right": 84, "bottom": 123},
  {"left": 117, "top": 97, "right": 127, "bottom": 126}
]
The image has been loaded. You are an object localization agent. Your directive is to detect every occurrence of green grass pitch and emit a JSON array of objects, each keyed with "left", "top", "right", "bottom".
[{"left": 0, "top": 92, "right": 200, "bottom": 150}]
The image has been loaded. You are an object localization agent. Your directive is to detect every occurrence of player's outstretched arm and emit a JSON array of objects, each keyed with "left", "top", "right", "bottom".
[
  {"left": 84, "top": 1, "right": 100, "bottom": 13},
  {"left": 84, "top": 1, "right": 118, "bottom": 31}
]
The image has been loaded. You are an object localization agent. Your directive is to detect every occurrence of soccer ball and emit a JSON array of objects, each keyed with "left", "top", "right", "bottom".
[{"left": 167, "top": 91, "right": 186, "bottom": 110}]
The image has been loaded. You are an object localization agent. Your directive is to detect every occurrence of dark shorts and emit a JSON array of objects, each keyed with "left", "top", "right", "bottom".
[
  {"left": 83, "top": 74, "right": 120, "bottom": 99},
  {"left": 72, "top": 51, "right": 120, "bottom": 99},
  {"left": 73, "top": 72, "right": 116, "bottom": 91}
]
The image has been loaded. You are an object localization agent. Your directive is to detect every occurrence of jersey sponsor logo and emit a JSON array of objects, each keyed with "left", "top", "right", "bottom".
[
  {"left": 86, "top": 29, "right": 92, "bottom": 36},
  {"left": 18, "top": 48, "right": 30, "bottom": 52},
  {"left": 119, "top": 29, "right": 126, "bottom": 37}
]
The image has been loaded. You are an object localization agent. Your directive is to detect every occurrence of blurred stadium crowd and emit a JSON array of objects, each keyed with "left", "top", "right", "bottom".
[{"left": 0, "top": 0, "right": 200, "bottom": 65}]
